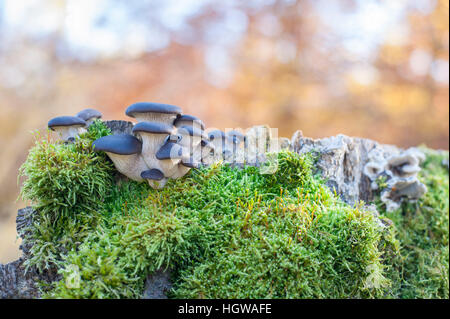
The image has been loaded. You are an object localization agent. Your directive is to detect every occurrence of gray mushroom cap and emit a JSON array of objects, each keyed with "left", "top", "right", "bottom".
[
  {"left": 92, "top": 134, "right": 147, "bottom": 182},
  {"left": 126, "top": 102, "right": 182, "bottom": 118},
  {"left": 141, "top": 169, "right": 168, "bottom": 189},
  {"left": 208, "top": 130, "right": 226, "bottom": 140},
  {"left": 92, "top": 134, "right": 142, "bottom": 154},
  {"left": 48, "top": 116, "right": 86, "bottom": 130},
  {"left": 132, "top": 122, "right": 175, "bottom": 135},
  {"left": 141, "top": 169, "right": 165, "bottom": 181},
  {"left": 76, "top": 108, "right": 102, "bottom": 122},
  {"left": 174, "top": 114, "right": 205, "bottom": 129},
  {"left": 181, "top": 162, "right": 200, "bottom": 168},
  {"left": 178, "top": 125, "right": 208, "bottom": 139},
  {"left": 181, "top": 160, "right": 200, "bottom": 168},
  {"left": 156, "top": 141, "right": 184, "bottom": 160}
]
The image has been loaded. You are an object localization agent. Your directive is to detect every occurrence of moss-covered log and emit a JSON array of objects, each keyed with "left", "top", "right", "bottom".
[{"left": 1, "top": 121, "right": 448, "bottom": 299}]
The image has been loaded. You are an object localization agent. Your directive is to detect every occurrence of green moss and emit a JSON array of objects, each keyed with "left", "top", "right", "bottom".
[
  {"left": 18, "top": 121, "right": 115, "bottom": 271},
  {"left": 18, "top": 128, "right": 448, "bottom": 298},
  {"left": 377, "top": 149, "right": 449, "bottom": 298},
  {"left": 375, "top": 175, "right": 388, "bottom": 190}
]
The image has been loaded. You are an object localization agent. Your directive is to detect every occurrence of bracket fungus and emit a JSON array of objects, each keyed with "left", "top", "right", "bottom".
[
  {"left": 363, "top": 147, "right": 428, "bottom": 212},
  {"left": 363, "top": 161, "right": 387, "bottom": 181},
  {"left": 125, "top": 102, "right": 182, "bottom": 125},
  {"left": 380, "top": 177, "right": 427, "bottom": 212},
  {"left": 386, "top": 153, "right": 421, "bottom": 178},
  {"left": 76, "top": 108, "right": 102, "bottom": 126},
  {"left": 48, "top": 116, "right": 87, "bottom": 141},
  {"left": 92, "top": 134, "right": 148, "bottom": 182}
]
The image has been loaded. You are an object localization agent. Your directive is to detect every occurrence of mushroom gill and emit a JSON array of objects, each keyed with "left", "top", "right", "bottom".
[
  {"left": 48, "top": 116, "right": 87, "bottom": 141},
  {"left": 125, "top": 102, "right": 182, "bottom": 125},
  {"left": 92, "top": 134, "right": 148, "bottom": 182}
]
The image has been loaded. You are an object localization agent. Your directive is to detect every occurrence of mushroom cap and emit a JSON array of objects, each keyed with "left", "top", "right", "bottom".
[
  {"left": 125, "top": 102, "right": 182, "bottom": 118},
  {"left": 92, "top": 134, "right": 142, "bottom": 155},
  {"left": 174, "top": 114, "right": 205, "bottom": 129},
  {"left": 141, "top": 169, "right": 165, "bottom": 181},
  {"left": 208, "top": 130, "right": 226, "bottom": 140},
  {"left": 76, "top": 108, "right": 102, "bottom": 121},
  {"left": 178, "top": 125, "right": 207, "bottom": 139},
  {"left": 132, "top": 122, "right": 175, "bottom": 135},
  {"left": 181, "top": 160, "right": 200, "bottom": 168},
  {"left": 156, "top": 141, "right": 184, "bottom": 160},
  {"left": 48, "top": 116, "right": 86, "bottom": 130}
]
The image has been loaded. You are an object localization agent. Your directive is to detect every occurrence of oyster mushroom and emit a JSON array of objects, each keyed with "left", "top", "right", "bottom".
[
  {"left": 386, "top": 153, "right": 421, "bottom": 178},
  {"left": 404, "top": 147, "right": 426, "bottom": 164},
  {"left": 92, "top": 134, "right": 147, "bottom": 181},
  {"left": 208, "top": 130, "right": 227, "bottom": 161},
  {"left": 48, "top": 116, "right": 87, "bottom": 141},
  {"left": 176, "top": 125, "right": 207, "bottom": 165},
  {"left": 76, "top": 108, "right": 102, "bottom": 126},
  {"left": 381, "top": 177, "right": 427, "bottom": 212},
  {"left": 132, "top": 121, "right": 176, "bottom": 174},
  {"left": 364, "top": 160, "right": 388, "bottom": 190},
  {"left": 155, "top": 138, "right": 184, "bottom": 177},
  {"left": 364, "top": 161, "right": 386, "bottom": 181},
  {"left": 207, "top": 129, "right": 240, "bottom": 165},
  {"left": 141, "top": 169, "right": 167, "bottom": 189},
  {"left": 125, "top": 102, "right": 182, "bottom": 125},
  {"left": 201, "top": 139, "right": 216, "bottom": 166},
  {"left": 174, "top": 114, "right": 205, "bottom": 130},
  {"left": 225, "top": 129, "right": 245, "bottom": 165},
  {"left": 169, "top": 159, "right": 201, "bottom": 179}
]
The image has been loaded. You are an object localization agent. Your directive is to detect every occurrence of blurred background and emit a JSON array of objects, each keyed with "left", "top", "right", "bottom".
[{"left": 0, "top": 0, "right": 448, "bottom": 263}]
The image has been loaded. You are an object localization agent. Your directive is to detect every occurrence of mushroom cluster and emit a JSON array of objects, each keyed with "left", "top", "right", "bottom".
[
  {"left": 89, "top": 102, "right": 214, "bottom": 189},
  {"left": 363, "top": 147, "right": 427, "bottom": 211},
  {"left": 48, "top": 108, "right": 103, "bottom": 142},
  {"left": 207, "top": 125, "right": 290, "bottom": 168},
  {"left": 48, "top": 103, "right": 291, "bottom": 189}
]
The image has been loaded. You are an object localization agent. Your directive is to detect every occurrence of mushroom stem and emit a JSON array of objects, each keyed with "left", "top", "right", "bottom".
[
  {"left": 140, "top": 134, "right": 176, "bottom": 174},
  {"left": 106, "top": 153, "right": 148, "bottom": 182},
  {"left": 170, "top": 165, "right": 191, "bottom": 179},
  {"left": 133, "top": 113, "right": 177, "bottom": 125},
  {"left": 53, "top": 126, "right": 86, "bottom": 141},
  {"left": 141, "top": 169, "right": 168, "bottom": 189}
]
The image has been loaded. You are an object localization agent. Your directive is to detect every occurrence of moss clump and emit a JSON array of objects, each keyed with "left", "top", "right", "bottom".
[
  {"left": 18, "top": 120, "right": 114, "bottom": 271},
  {"left": 18, "top": 128, "right": 448, "bottom": 298},
  {"left": 378, "top": 149, "right": 449, "bottom": 299},
  {"left": 36, "top": 151, "right": 388, "bottom": 298}
]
